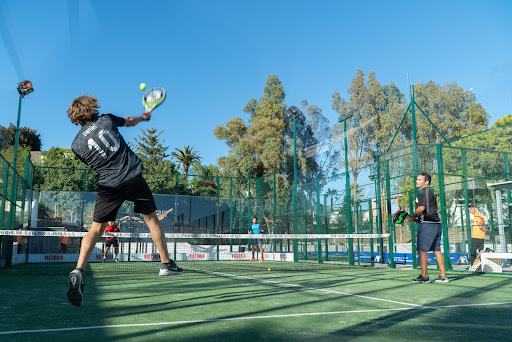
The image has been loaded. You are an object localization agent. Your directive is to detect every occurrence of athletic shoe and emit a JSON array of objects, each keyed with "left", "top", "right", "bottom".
[
  {"left": 102, "top": 257, "right": 105, "bottom": 263},
  {"left": 259, "top": 258, "right": 264, "bottom": 263},
  {"left": 115, "top": 257, "right": 119, "bottom": 263},
  {"left": 159, "top": 260, "right": 183, "bottom": 276},
  {"left": 411, "top": 275, "right": 430, "bottom": 283},
  {"left": 67, "top": 268, "right": 85, "bottom": 306},
  {"left": 435, "top": 275, "right": 449, "bottom": 283},
  {"left": 250, "top": 257, "right": 255, "bottom": 262}
]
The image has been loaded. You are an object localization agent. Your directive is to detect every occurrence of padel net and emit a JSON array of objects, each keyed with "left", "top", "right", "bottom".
[{"left": 1, "top": 228, "right": 389, "bottom": 275}]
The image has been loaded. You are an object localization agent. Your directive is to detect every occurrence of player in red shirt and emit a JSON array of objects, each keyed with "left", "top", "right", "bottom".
[{"left": 103, "top": 221, "right": 120, "bottom": 262}]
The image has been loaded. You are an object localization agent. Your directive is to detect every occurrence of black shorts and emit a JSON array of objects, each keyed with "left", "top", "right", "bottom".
[
  {"left": 252, "top": 238, "right": 262, "bottom": 245},
  {"left": 417, "top": 222, "right": 442, "bottom": 252},
  {"left": 105, "top": 239, "right": 119, "bottom": 248},
  {"left": 93, "top": 174, "right": 157, "bottom": 222}
]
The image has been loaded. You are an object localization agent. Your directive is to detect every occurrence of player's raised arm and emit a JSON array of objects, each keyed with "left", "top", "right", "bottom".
[{"left": 123, "top": 110, "right": 152, "bottom": 127}]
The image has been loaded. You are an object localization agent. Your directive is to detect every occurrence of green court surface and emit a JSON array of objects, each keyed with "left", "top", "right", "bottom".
[{"left": 1, "top": 263, "right": 511, "bottom": 342}]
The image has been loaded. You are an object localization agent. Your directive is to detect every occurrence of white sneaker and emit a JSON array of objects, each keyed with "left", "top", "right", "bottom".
[
  {"left": 67, "top": 269, "right": 85, "bottom": 306},
  {"left": 159, "top": 261, "right": 183, "bottom": 276}
]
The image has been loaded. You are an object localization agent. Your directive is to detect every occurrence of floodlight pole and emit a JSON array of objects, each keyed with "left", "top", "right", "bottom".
[
  {"left": 339, "top": 116, "right": 354, "bottom": 266},
  {"left": 12, "top": 93, "right": 23, "bottom": 171}
]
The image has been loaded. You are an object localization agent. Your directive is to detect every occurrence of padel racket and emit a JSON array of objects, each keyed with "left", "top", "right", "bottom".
[{"left": 142, "top": 87, "right": 166, "bottom": 110}]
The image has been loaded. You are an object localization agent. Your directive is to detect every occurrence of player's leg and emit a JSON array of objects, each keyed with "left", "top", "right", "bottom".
[
  {"left": 470, "top": 238, "right": 478, "bottom": 264},
  {"left": 250, "top": 244, "right": 256, "bottom": 261},
  {"left": 143, "top": 212, "right": 170, "bottom": 263},
  {"left": 412, "top": 223, "right": 430, "bottom": 283},
  {"left": 78, "top": 221, "right": 108, "bottom": 269},
  {"left": 434, "top": 251, "right": 447, "bottom": 276},
  {"left": 143, "top": 212, "right": 182, "bottom": 275},
  {"left": 418, "top": 250, "right": 428, "bottom": 277},
  {"left": 68, "top": 221, "right": 108, "bottom": 306},
  {"left": 433, "top": 224, "right": 449, "bottom": 282},
  {"left": 258, "top": 242, "right": 264, "bottom": 262},
  {"left": 114, "top": 244, "right": 119, "bottom": 262},
  {"left": 126, "top": 174, "right": 181, "bottom": 275},
  {"left": 103, "top": 244, "right": 110, "bottom": 262}
]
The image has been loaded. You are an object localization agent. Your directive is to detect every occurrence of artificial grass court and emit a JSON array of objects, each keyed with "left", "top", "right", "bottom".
[{"left": 1, "top": 264, "right": 511, "bottom": 342}]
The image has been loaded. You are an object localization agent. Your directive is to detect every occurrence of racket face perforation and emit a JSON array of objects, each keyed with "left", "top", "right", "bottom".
[{"left": 142, "top": 87, "right": 166, "bottom": 110}]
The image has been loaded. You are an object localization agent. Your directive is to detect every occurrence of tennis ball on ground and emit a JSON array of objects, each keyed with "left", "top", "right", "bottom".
[
  {"left": 268, "top": 268, "right": 271, "bottom": 271},
  {"left": 139, "top": 83, "right": 146, "bottom": 90}
]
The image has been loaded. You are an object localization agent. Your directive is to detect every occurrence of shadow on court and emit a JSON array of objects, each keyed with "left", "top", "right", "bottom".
[
  {"left": 1, "top": 267, "right": 511, "bottom": 341},
  {"left": 0, "top": 272, "right": 110, "bottom": 342}
]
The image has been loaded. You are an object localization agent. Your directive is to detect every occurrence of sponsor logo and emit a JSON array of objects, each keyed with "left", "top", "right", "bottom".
[
  {"left": 189, "top": 254, "right": 205, "bottom": 259},
  {"left": 144, "top": 254, "right": 161, "bottom": 260},
  {"left": 97, "top": 254, "right": 114, "bottom": 260},
  {"left": 231, "top": 253, "right": 245, "bottom": 259},
  {"left": 44, "top": 255, "right": 63, "bottom": 261}
]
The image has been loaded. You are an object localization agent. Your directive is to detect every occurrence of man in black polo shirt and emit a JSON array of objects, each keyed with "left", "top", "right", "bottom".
[
  {"left": 66, "top": 95, "right": 182, "bottom": 306},
  {"left": 408, "top": 173, "right": 449, "bottom": 283}
]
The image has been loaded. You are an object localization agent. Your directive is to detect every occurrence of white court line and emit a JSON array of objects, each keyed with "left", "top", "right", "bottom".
[
  {"left": 187, "top": 267, "right": 425, "bottom": 308},
  {"left": 2, "top": 302, "right": 512, "bottom": 335}
]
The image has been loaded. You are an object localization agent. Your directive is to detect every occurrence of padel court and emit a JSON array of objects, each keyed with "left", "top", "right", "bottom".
[{"left": 1, "top": 263, "right": 511, "bottom": 341}]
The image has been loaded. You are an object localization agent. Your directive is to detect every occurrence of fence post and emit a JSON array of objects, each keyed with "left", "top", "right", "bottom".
[
  {"left": 461, "top": 149, "right": 472, "bottom": 255},
  {"left": 408, "top": 191, "right": 417, "bottom": 268},
  {"left": 384, "top": 159, "right": 395, "bottom": 268},
  {"left": 316, "top": 179, "right": 323, "bottom": 264},
  {"left": 375, "top": 156, "right": 385, "bottom": 263},
  {"left": 436, "top": 143, "right": 452, "bottom": 271}
]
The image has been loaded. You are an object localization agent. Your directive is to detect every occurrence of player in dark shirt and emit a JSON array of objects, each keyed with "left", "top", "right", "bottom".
[
  {"left": 408, "top": 173, "right": 448, "bottom": 283},
  {"left": 66, "top": 95, "right": 182, "bottom": 307}
]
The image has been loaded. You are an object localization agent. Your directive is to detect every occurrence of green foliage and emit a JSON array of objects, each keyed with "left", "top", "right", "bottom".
[
  {"left": 0, "top": 145, "right": 31, "bottom": 176},
  {"left": 172, "top": 146, "right": 202, "bottom": 176},
  {"left": 215, "top": 75, "right": 287, "bottom": 178},
  {"left": 33, "top": 147, "right": 95, "bottom": 191},
  {"left": 493, "top": 114, "right": 512, "bottom": 127},
  {"left": 215, "top": 74, "right": 327, "bottom": 197},
  {"left": 413, "top": 81, "right": 489, "bottom": 143},
  {"left": 0, "top": 123, "right": 42, "bottom": 151},
  {"left": 132, "top": 127, "right": 178, "bottom": 194}
]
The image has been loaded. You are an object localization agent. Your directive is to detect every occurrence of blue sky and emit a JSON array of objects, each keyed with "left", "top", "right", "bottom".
[{"left": 1, "top": 0, "right": 511, "bottom": 166}]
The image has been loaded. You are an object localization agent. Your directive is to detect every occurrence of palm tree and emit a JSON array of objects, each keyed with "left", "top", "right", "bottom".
[{"left": 171, "top": 146, "right": 202, "bottom": 177}]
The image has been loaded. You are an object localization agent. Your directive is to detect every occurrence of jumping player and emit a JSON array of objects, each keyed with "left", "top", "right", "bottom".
[{"left": 66, "top": 95, "right": 182, "bottom": 306}]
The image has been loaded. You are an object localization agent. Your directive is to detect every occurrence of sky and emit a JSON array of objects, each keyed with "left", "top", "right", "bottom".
[{"left": 0, "top": 0, "right": 511, "bottom": 166}]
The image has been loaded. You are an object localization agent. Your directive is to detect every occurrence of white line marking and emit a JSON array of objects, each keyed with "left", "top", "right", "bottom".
[
  {"left": 2, "top": 302, "right": 512, "bottom": 335},
  {"left": 186, "top": 267, "right": 424, "bottom": 308}
]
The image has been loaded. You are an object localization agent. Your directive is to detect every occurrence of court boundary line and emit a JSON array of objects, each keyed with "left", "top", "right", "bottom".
[
  {"left": 186, "top": 268, "right": 426, "bottom": 308},
  {"left": 2, "top": 302, "right": 512, "bottom": 335}
]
